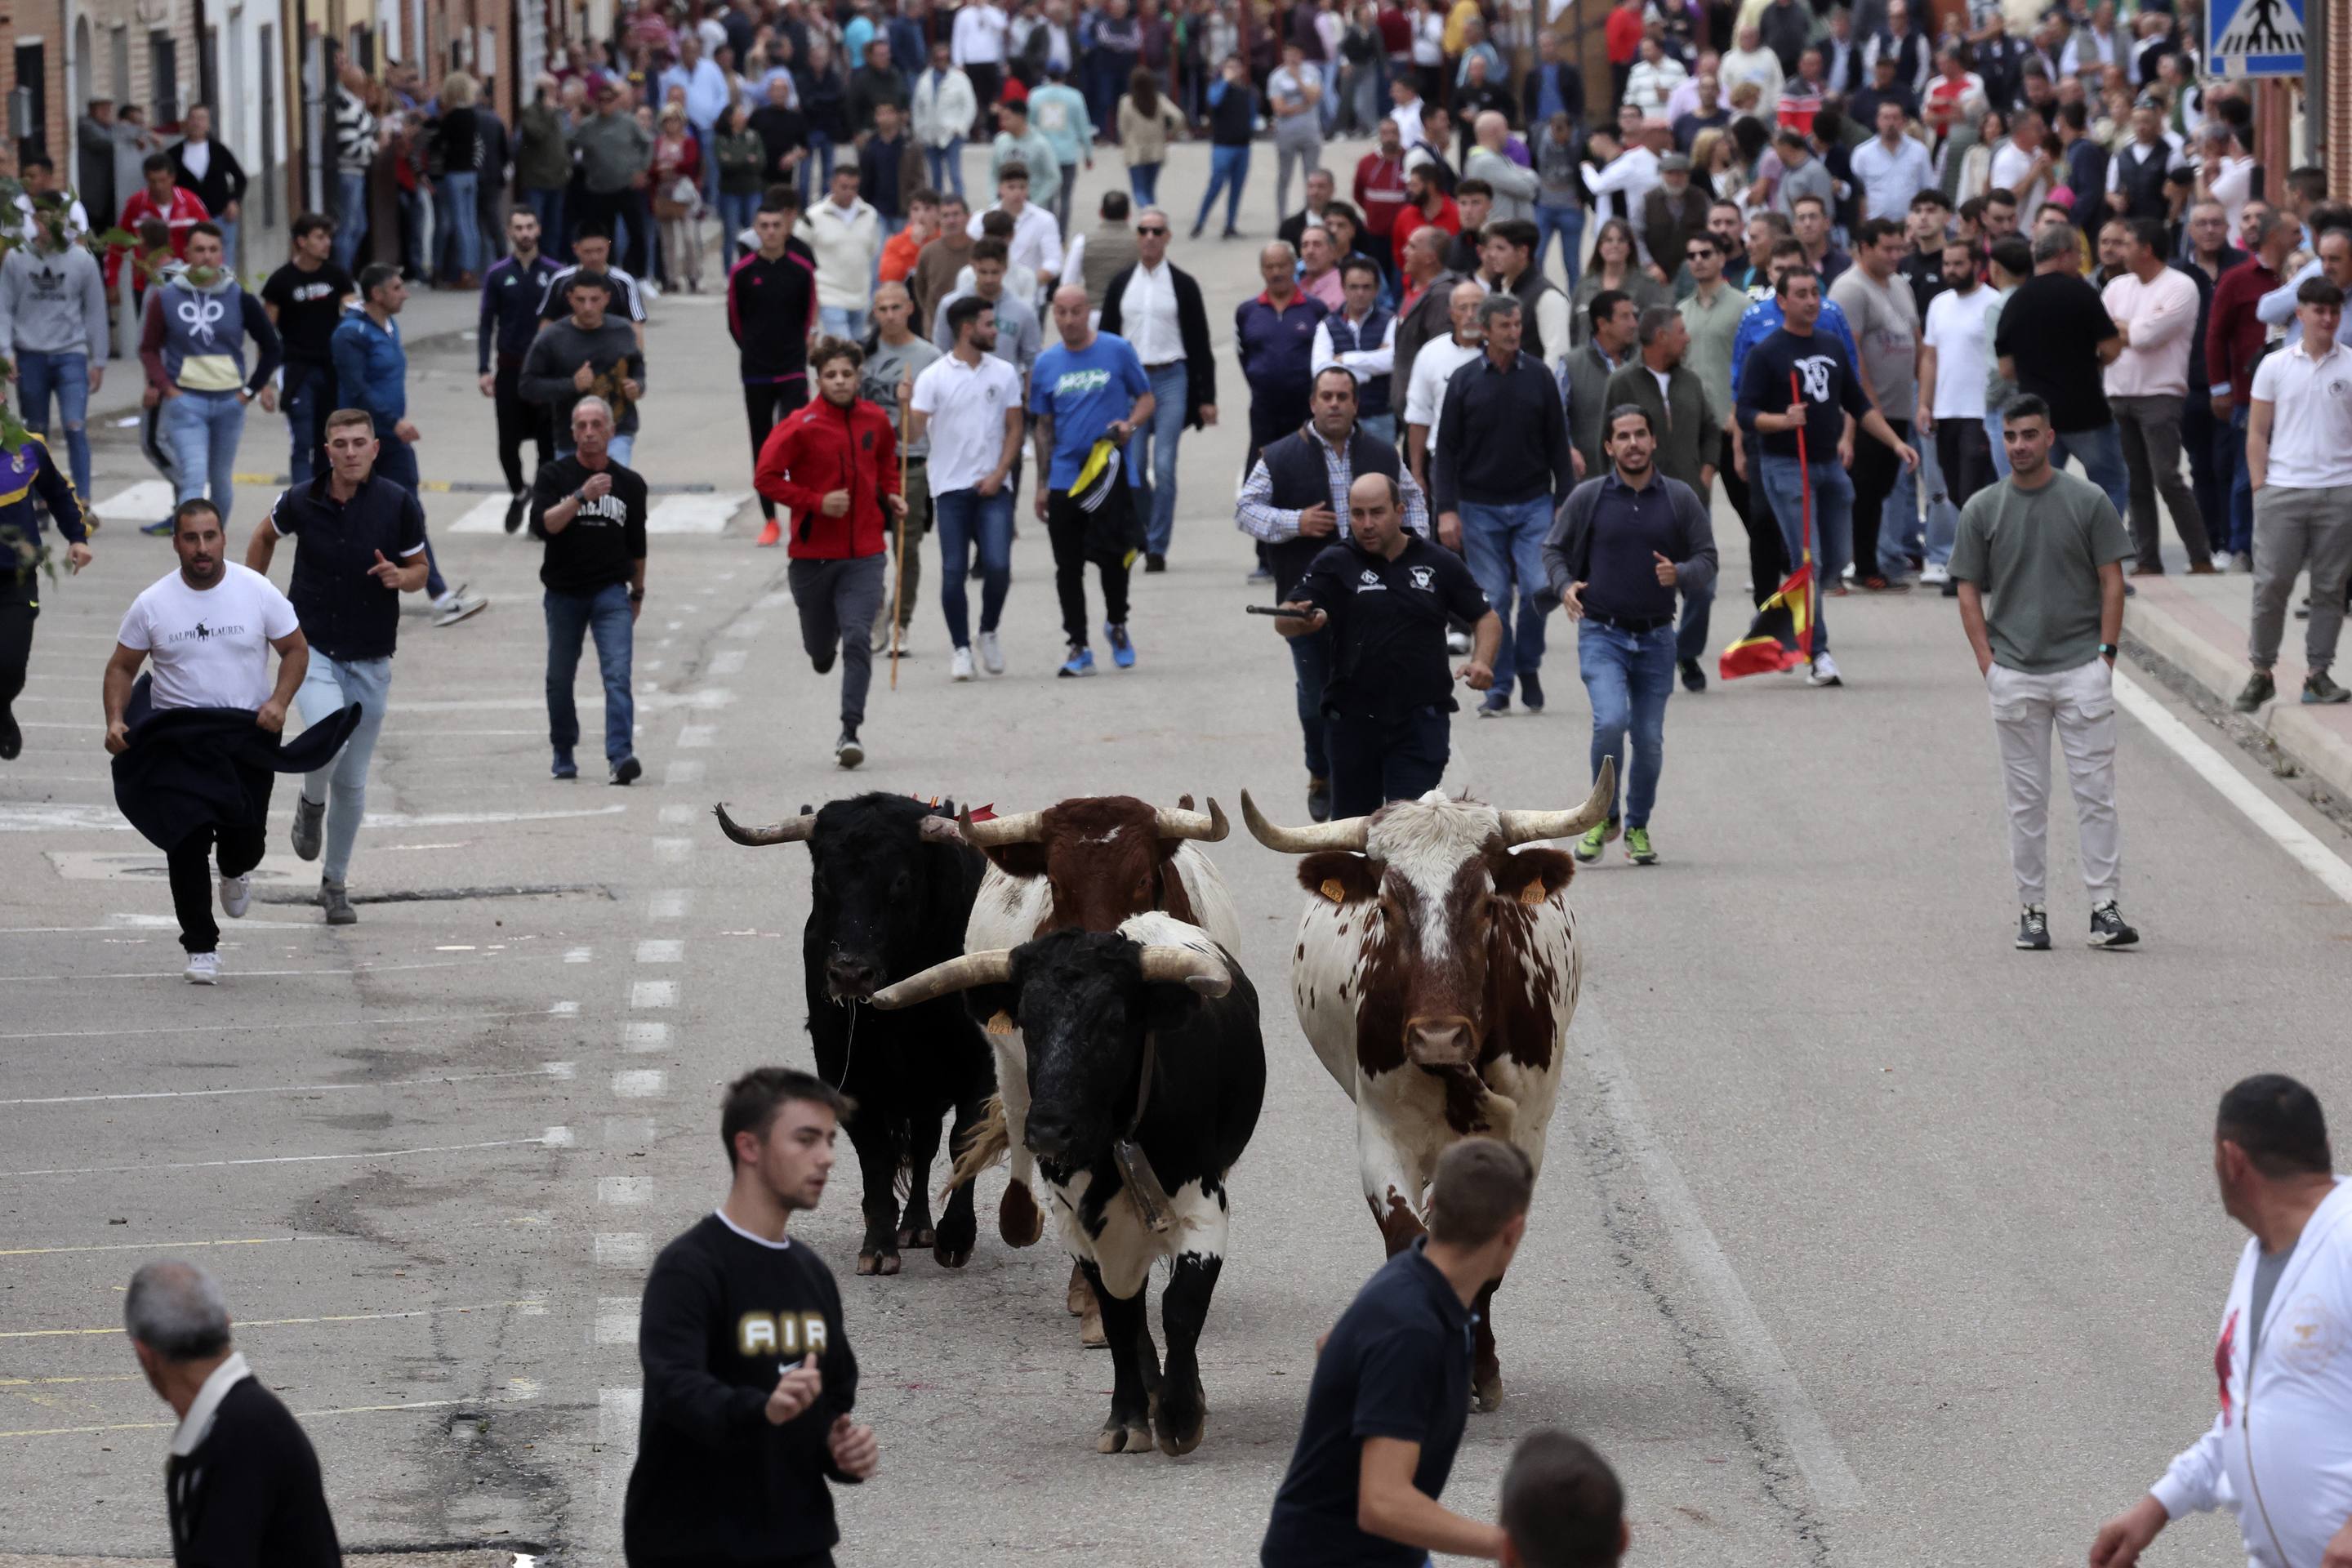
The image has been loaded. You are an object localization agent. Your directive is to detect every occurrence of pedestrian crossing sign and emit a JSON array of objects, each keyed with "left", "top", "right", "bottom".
[{"left": 2210, "top": 0, "right": 2304, "bottom": 78}]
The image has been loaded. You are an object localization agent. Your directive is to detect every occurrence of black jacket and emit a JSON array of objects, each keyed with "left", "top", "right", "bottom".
[
  {"left": 1098, "top": 261, "right": 1218, "bottom": 429},
  {"left": 165, "top": 1375, "right": 343, "bottom": 1568},
  {"left": 111, "top": 676, "right": 359, "bottom": 853},
  {"left": 1521, "top": 62, "right": 1587, "bottom": 127},
  {"left": 168, "top": 139, "right": 248, "bottom": 220}
]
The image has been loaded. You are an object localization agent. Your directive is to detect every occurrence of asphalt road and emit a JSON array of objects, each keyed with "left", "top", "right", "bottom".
[{"left": 2, "top": 137, "right": 2348, "bottom": 1568}]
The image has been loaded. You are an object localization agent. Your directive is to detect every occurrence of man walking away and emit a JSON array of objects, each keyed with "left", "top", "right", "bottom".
[
  {"left": 2236, "top": 278, "right": 2352, "bottom": 712},
  {"left": 1259, "top": 1138, "right": 1532, "bottom": 1565},
  {"left": 125, "top": 1261, "right": 341, "bottom": 1567},
  {"left": 1098, "top": 207, "right": 1217, "bottom": 571},
  {"left": 520, "top": 274, "right": 648, "bottom": 465},
  {"left": 1030, "top": 285, "right": 1154, "bottom": 677},
  {"left": 244, "top": 410, "right": 429, "bottom": 927},
  {"left": 730, "top": 196, "right": 819, "bottom": 547},
  {"left": 478, "top": 208, "right": 563, "bottom": 532},
  {"left": 1547, "top": 406, "right": 1717, "bottom": 866},
  {"left": 1994, "top": 225, "right": 2129, "bottom": 523},
  {"left": 911, "top": 296, "right": 1025, "bottom": 680},
  {"left": 259, "top": 215, "right": 355, "bottom": 492},
  {"left": 1432, "top": 295, "right": 1574, "bottom": 717},
  {"left": 104, "top": 501, "right": 311, "bottom": 982},
  {"left": 756, "top": 337, "right": 905, "bottom": 767},
  {"left": 1499, "top": 1432, "right": 1628, "bottom": 1568},
  {"left": 141, "top": 223, "right": 281, "bottom": 532},
  {"left": 1917, "top": 238, "right": 1998, "bottom": 595},
  {"left": 532, "top": 397, "right": 648, "bottom": 785},
  {"left": 2101, "top": 216, "right": 2215, "bottom": 576},
  {"left": 860, "top": 283, "right": 942, "bottom": 650},
  {"left": 625, "top": 1067, "right": 878, "bottom": 1568},
  {"left": 0, "top": 206, "right": 109, "bottom": 506},
  {"left": 1950, "top": 395, "right": 2137, "bottom": 951}
]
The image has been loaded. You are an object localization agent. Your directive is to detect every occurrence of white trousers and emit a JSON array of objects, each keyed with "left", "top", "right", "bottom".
[{"left": 1987, "top": 658, "right": 2121, "bottom": 906}]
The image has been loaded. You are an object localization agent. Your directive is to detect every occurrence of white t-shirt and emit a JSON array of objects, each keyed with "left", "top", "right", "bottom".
[
  {"left": 116, "top": 564, "right": 299, "bottom": 712},
  {"left": 911, "top": 350, "right": 1025, "bottom": 495},
  {"left": 1924, "top": 283, "right": 1997, "bottom": 419},
  {"left": 1987, "top": 140, "right": 2048, "bottom": 213},
  {"left": 1404, "top": 335, "right": 1483, "bottom": 436}
]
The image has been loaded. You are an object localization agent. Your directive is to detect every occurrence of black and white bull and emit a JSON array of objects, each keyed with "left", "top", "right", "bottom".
[
  {"left": 875, "top": 913, "right": 1263, "bottom": 1456},
  {"left": 714, "top": 792, "right": 998, "bottom": 1277}
]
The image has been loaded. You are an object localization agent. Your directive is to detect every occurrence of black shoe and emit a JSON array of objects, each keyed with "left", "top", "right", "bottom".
[
  {"left": 1940, "top": 578, "right": 1961, "bottom": 598},
  {"left": 1679, "top": 658, "right": 1706, "bottom": 693},
  {"left": 1144, "top": 553, "right": 1166, "bottom": 573},
  {"left": 2016, "top": 904, "right": 2050, "bottom": 951},
  {"left": 609, "top": 755, "right": 643, "bottom": 786},
  {"left": 835, "top": 728, "right": 864, "bottom": 769},
  {"left": 504, "top": 492, "right": 527, "bottom": 533},
  {"left": 2088, "top": 902, "right": 2140, "bottom": 949},
  {"left": 2234, "top": 670, "right": 2275, "bottom": 712},
  {"left": 812, "top": 647, "right": 838, "bottom": 676},
  {"left": 1517, "top": 670, "right": 1544, "bottom": 713},
  {"left": 1306, "top": 776, "right": 1331, "bottom": 823},
  {"left": 0, "top": 701, "right": 17, "bottom": 760}
]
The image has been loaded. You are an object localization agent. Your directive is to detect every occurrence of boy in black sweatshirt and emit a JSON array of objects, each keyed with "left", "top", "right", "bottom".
[{"left": 624, "top": 1067, "right": 878, "bottom": 1568}]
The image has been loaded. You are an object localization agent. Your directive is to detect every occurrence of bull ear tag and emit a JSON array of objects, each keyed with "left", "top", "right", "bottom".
[
  {"left": 985, "top": 1009, "right": 1014, "bottom": 1036},
  {"left": 1321, "top": 877, "right": 1348, "bottom": 904},
  {"left": 1518, "top": 880, "right": 1548, "bottom": 906},
  {"left": 1114, "top": 1141, "right": 1176, "bottom": 1235}
]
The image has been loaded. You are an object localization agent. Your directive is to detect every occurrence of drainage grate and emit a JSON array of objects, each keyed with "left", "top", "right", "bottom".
[{"left": 252, "top": 883, "right": 615, "bottom": 906}]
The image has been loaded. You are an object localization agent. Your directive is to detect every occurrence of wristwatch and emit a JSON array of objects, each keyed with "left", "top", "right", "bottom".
[
  {"left": 628, "top": 589, "right": 645, "bottom": 603},
  {"left": 2099, "top": 643, "right": 2118, "bottom": 659}
]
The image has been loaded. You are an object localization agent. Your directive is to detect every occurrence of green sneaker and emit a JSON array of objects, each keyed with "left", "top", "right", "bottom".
[
  {"left": 1625, "top": 826, "right": 1659, "bottom": 865},
  {"left": 1574, "top": 821, "right": 1611, "bottom": 863}
]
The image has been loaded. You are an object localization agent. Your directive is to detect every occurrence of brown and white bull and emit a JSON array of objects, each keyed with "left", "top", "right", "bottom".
[
  {"left": 960, "top": 795, "right": 1241, "bottom": 1343},
  {"left": 1240, "top": 764, "right": 1613, "bottom": 1410}
]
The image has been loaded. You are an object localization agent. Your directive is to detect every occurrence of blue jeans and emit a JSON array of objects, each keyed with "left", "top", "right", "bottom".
[
  {"left": 926, "top": 140, "right": 966, "bottom": 198},
  {"left": 1878, "top": 449, "right": 1920, "bottom": 575},
  {"left": 820, "top": 305, "right": 870, "bottom": 340},
  {"left": 439, "top": 172, "right": 481, "bottom": 276},
  {"left": 800, "top": 129, "right": 836, "bottom": 204},
  {"left": 2230, "top": 405, "right": 2256, "bottom": 558},
  {"left": 1918, "top": 422, "right": 1960, "bottom": 568},
  {"left": 1196, "top": 145, "right": 1250, "bottom": 233},
  {"left": 1127, "top": 361, "right": 1189, "bottom": 555},
  {"left": 1359, "top": 412, "right": 1396, "bottom": 446},
  {"left": 1290, "top": 629, "right": 1332, "bottom": 777},
  {"left": 545, "top": 581, "right": 636, "bottom": 765},
  {"left": 932, "top": 484, "right": 1014, "bottom": 645},
  {"left": 1674, "top": 577, "right": 1712, "bottom": 666},
  {"left": 1757, "top": 455, "right": 1854, "bottom": 654},
  {"left": 161, "top": 390, "right": 246, "bottom": 524},
  {"left": 1534, "top": 202, "right": 1584, "bottom": 290},
  {"left": 557, "top": 434, "right": 634, "bottom": 466},
  {"left": 282, "top": 360, "right": 332, "bottom": 487},
  {"left": 2051, "top": 422, "right": 2130, "bottom": 523},
  {"left": 1458, "top": 497, "right": 1554, "bottom": 695},
  {"left": 1984, "top": 408, "right": 2011, "bottom": 479},
  {"left": 217, "top": 215, "right": 240, "bottom": 274},
  {"left": 523, "top": 185, "right": 567, "bottom": 260},
  {"left": 398, "top": 185, "right": 428, "bottom": 278},
  {"left": 16, "top": 350, "right": 91, "bottom": 500},
  {"left": 334, "top": 171, "right": 368, "bottom": 270},
  {"left": 1129, "top": 161, "right": 1162, "bottom": 204},
  {"left": 294, "top": 653, "right": 392, "bottom": 884},
  {"left": 1578, "top": 619, "right": 1675, "bottom": 827},
  {"left": 719, "top": 189, "right": 760, "bottom": 264},
  {"left": 372, "top": 436, "right": 445, "bottom": 599},
  {"left": 1325, "top": 705, "right": 1448, "bottom": 817}
]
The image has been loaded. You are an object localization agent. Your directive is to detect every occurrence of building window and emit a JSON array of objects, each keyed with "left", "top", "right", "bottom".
[
  {"left": 149, "top": 32, "right": 178, "bottom": 128},
  {"left": 15, "top": 42, "right": 48, "bottom": 165}
]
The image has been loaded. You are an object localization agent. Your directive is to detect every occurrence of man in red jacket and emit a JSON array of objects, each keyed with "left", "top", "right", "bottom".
[
  {"left": 1353, "top": 120, "right": 1410, "bottom": 287},
  {"left": 110, "top": 152, "right": 210, "bottom": 292},
  {"left": 755, "top": 338, "right": 905, "bottom": 769}
]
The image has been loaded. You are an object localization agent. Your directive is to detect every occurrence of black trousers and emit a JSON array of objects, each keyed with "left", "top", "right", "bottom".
[
  {"left": 0, "top": 570, "right": 36, "bottom": 723},
  {"left": 283, "top": 359, "right": 336, "bottom": 483},
  {"left": 1851, "top": 416, "right": 1909, "bottom": 585},
  {"left": 494, "top": 354, "right": 554, "bottom": 495},
  {"left": 1937, "top": 417, "right": 1993, "bottom": 514},
  {"left": 1044, "top": 488, "right": 1132, "bottom": 648},
  {"left": 167, "top": 763, "right": 274, "bottom": 954},
  {"left": 1326, "top": 706, "right": 1450, "bottom": 817},
  {"left": 1731, "top": 433, "right": 1786, "bottom": 604},
  {"left": 746, "top": 381, "right": 808, "bottom": 519}
]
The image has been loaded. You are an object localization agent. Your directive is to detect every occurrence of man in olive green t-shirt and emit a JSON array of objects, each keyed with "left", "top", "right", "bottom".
[{"left": 1950, "top": 394, "right": 2139, "bottom": 955}]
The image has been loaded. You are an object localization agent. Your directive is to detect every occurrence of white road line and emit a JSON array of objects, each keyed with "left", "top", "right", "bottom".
[
  {"left": 648, "top": 890, "right": 691, "bottom": 920},
  {"left": 678, "top": 724, "right": 716, "bottom": 748},
  {"left": 595, "top": 1298, "right": 640, "bottom": 1343},
  {"left": 0, "top": 802, "right": 630, "bottom": 833},
  {"left": 652, "top": 837, "right": 693, "bottom": 862},
  {"left": 2114, "top": 670, "right": 2352, "bottom": 903},
  {"left": 630, "top": 980, "right": 678, "bottom": 1008},
  {"left": 1574, "top": 996, "right": 1867, "bottom": 1515},
  {"left": 658, "top": 804, "right": 695, "bottom": 825},
  {"left": 0, "top": 1003, "right": 574, "bottom": 1043},
  {"left": 566, "top": 947, "right": 594, "bottom": 963},
  {"left": 635, "top": 939, "right": 683, "bottom": 963},
  {"left": 595, "top": 1233, "right": 650, "bottom": 1269},
  {"left": 665, "top": 758, "right": 706, "bottom": 785},
  {"left": 623, "top": 1021, "right": 670, "bottom": 1051},
  {"left": 0, "top": 1387, "right": 543, "bottom": 1441},
  {"left": 598, "top": 1177, "right": 653, "bottom": 1204},
  {"left": 91, "top": 479, "right": 176, "bottom": 522},
  {"left": 0, "top": 1235, "right": 353, "bottom": 1258},
  {"left": 647, "top": 492, "right": 752, "bottom": 533},
  {"left": 0, "top": 1133, "right": 567, "bottom": 1178},
  {"left": 612, "top": 1070, "right": 667, "bottom": 1098},
  {"left": 0, "top": 1062, "right": 576, "bottom": 1107},
  {"left": 442, "top": 495, "right": 520, "bottom": 534},
  {"left": 0, "top": 959, "right": 474, "bottom": 983}
]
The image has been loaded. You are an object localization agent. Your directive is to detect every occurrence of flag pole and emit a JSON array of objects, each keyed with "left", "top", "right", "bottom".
[
  {"left": 889, "top": 387, "right": 910, "bottom": 691},
  {"left": 1790, "top": 370, "right": 1815, "bottom": 664}
]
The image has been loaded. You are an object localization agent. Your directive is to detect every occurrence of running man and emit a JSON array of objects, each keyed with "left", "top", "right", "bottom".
[{"left": 1030, "top": 284, "right": 1154, "bottom": 678}]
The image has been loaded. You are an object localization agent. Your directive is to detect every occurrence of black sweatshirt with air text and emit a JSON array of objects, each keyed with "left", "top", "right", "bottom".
[{"left": 622, "top": 1213, "right": 860, "bottom": 1567}]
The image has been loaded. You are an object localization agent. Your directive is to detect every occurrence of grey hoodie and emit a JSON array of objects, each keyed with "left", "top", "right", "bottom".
[{"left": 0, "top": 243, "right": 109, "bottom": 358}]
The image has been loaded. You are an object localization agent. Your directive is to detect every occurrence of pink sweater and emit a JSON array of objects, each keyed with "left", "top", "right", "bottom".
[{"left": 2100, "top": 266, "right": 2201, "bottom": 399}]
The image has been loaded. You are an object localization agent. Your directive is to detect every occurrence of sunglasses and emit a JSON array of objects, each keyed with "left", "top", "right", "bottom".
[{"left": 1136, "top": 225, "right": 1169, "bottom": 235}]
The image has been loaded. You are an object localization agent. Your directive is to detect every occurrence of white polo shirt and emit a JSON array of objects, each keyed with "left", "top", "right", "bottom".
[
  {"left": 911, "top": 349, "right": 1024, "bottom": 495},
  {"left": 2251, "top": 336, "right": 2352, "bottom": 491},
  {"left": 1116, "top": 260, "right": 1186, "bottom": 366}
]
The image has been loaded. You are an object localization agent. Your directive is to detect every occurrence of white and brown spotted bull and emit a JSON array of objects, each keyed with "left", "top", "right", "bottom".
[
  {"left": 959, "top": 794, "right": 1241, "bottom": 1344},
  {"left": 1239, "top": 764, "right": 1612, "bottom": 1410}
]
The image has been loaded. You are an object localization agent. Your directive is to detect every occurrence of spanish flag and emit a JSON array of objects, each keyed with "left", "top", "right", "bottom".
[{"left": 1719, "top": 563, "right": 1815, "bottom": 679}]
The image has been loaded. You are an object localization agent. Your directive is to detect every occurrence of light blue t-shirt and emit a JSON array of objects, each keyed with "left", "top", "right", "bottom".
[
  {"left": 1028, "top": 332, "right": 1151, "bottom": 490},
  {"left": 1027, "top": 83, "right": 1093, "bottom": 166}
]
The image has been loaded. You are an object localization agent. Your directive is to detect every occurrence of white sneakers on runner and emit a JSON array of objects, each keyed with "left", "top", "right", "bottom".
[
  {"left": 184, "top": 951, "right": 220, "bottom": 984},
  {"left": 976, "top": 630, "right": 1004, "bottom": 675},
  {"left": 951, "top": 647, "right": 976, "bottom": 681},
  {"left": 219, "top": 872, "right": 251, "bottom": 920}
]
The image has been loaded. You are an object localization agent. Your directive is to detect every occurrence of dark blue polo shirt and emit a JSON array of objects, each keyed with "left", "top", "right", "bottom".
[
  {"left": 1259, "top": 1240, "right": 1476, "bottom": 1567},
  {"left": 265, "top": 473, "right": 428, "bottom": 662}
]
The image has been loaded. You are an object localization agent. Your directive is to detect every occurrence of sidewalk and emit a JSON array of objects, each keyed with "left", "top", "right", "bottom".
[{"left": 2125, "top": 568, "right": 2352, "bottom": 799}]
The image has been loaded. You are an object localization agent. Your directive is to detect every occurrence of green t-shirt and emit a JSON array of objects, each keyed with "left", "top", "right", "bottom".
[{"left": 1949, "top": 468, "right": 2133, "bottom": 673}]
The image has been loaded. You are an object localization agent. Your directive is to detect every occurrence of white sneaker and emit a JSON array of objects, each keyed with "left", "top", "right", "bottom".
[
  {"left": 434, "top": 591, "right": 488, "bottom": 627},
  {"left": 219, "top": 872, "right": 251, "bottom": 919},
  {"left": 1808, "top": 651, "right": 1844, "bottom": 687},
  {"left": 1918, "top": 562, "right": 1951, "bottom": 585},
  {"left": 1840, "top": 562, "right": 1856, "bottom": 581},
  {"left": 976, "top": 630, "right": 1004, "bottom": 675},
  {"left": 951, "top": 646, "right": 976, "bottom": 681},
  {"left": 184, "top": 951, "right": 220, "bottom": 985}
]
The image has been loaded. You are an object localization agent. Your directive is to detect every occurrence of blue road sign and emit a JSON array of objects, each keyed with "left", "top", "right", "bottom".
[{"left": 2210, "top": 0, "right": 2305, "bottom": 78}]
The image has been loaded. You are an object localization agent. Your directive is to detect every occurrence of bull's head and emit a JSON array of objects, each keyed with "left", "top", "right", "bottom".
[
  {"left": 956, "top": 795, "right": 1227, "bottom": 933},
  {"left": 715, "top": 797, "right": 967, "bottom": 1002},
  {"left": 872, "top": 932, "right": 1231, "bottom": 1167},
  {"left": 1239, "top": 766, "right": 1611, "bottom": 1071}
]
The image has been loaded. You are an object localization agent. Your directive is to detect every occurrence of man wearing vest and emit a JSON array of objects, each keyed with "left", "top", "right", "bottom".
[
  {"left": 1098, "top": 207, "right": 1217, "bottom": 572},
  {"left": 1237, "top": 366, "right": 1429, "bottom": 822},
  {"left": 140, "top": 222, "right": 282, "bottom": 531},
  {"left": 2104, "top": 100, "right": 2185, "bottom": 226},
  {"left": 1311, "top": 258, "right": 1397, "bottom": 444},
  {"left": 1479, "top": 220, "right": 1570, "bottom": 380}
]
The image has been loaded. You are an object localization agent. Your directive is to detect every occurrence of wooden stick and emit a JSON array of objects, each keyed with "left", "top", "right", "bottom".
[{"left": 889, "top": 385, "right": 911, "bottom": 690}]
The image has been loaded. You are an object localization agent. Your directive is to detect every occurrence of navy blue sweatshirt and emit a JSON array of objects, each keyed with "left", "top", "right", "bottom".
[{"left": 1735, "top": 323, "right": 1869, "bottom": 461}]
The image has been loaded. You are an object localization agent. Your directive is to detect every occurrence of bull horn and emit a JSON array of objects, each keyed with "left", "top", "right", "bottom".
[
  {"left": 714, "top": 802, "right": 817, "bottom": 846},
  {"left": 1239, "top": 789, "right": 1370, "bottom": 854},
  {"left": 956, "top": 807, "right": 1050, "bottom": 848},
  {"left": 1495, "top": 761, "right": 1617, "bottom": 846},
  {"left": 870, "top": 949, "right": 1016, "bottom": 1010},
  {"left": 1138, "top": 945, "right": 1232, "bottom": 997},
  {"left": 1153, "top": 798, "right": 1228, "bottom": 842}
]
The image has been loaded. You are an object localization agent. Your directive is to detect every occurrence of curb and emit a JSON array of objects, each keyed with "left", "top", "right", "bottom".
[{"left": 2126, "top": 591, "right": 2352, "bottom": 802}]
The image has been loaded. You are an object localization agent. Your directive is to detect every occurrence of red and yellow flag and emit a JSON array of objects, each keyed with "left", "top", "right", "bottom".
[{"left": 1718, "top": 564, "right": 1815, "bottom": 679}]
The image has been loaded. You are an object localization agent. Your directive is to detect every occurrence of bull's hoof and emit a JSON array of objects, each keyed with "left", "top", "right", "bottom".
[
  {"left": 856, "top": 1248, "right": 902, "bottom": 1277},
  {"left": 1156, "top": 1388, "right": 1207, "bottom": 1455},
  {"left": 1097, "top": 1419, "right": 1156, "bottom": 1454},
  {"left": 1000, "top": 1183, "right": 1045, "bottom": 1248},
  {"left": 1472, "top": 1373, "right": 1503, "bottom": 1413},
  {"left": 933, "top": 1209, "right": 978, "bottom": 1267},
  {"left": 933, "top": 1245, "right": 972, "bottom": 1268},
  {"left": 896, "top": 1223, "right": 936, "bottom": 1250},
  {"left": 1080, "top": 1302, "right": 1107, "bottom": 1348}
]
